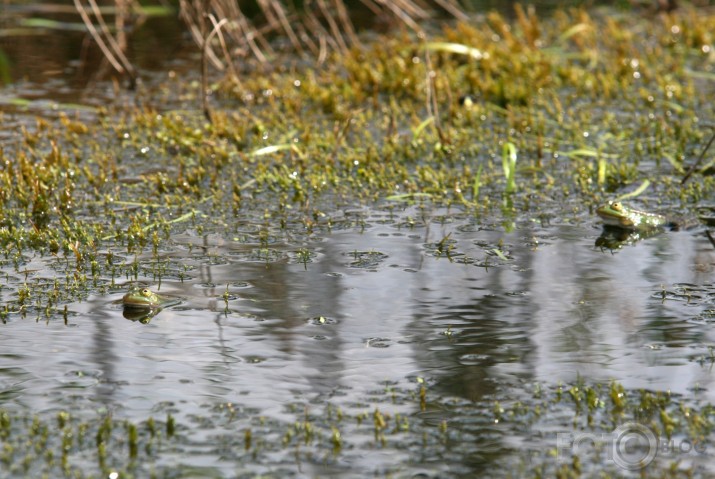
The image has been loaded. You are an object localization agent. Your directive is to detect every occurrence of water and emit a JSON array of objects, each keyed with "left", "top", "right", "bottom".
[
  {"left": 2, "top": 203, "right": 715, "bottom": 475},
  {"left": 4, "top": 2, "right": 715, "bottom": 476}
]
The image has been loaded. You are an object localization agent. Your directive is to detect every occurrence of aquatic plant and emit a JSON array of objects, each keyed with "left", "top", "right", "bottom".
[
  {"left": 3, "top": 375, "right": 709, "bottom": 477},
  {"left": 0, "top": 409, "right": 177, "bottom": 478},
  {"left": 502, "top": 142, "right": 518, "bottom": 194}
]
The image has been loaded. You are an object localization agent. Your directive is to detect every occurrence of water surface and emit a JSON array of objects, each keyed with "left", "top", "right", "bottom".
[{"left": 3, "top": 204, "right": 715, "bottom": 476}]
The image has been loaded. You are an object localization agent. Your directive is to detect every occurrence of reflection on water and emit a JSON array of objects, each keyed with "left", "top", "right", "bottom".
[{"left": 2, "top": 206, "right": 715, "bottom": 474}]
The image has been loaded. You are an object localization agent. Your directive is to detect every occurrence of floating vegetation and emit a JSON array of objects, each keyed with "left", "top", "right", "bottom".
[
  {"left": 0, "top": 410, "right": 176, "bottom": 478},
  {"left": 345, "top": 250, "right": 389, "bottom": 269},
  {"left": 1, "top": 379, "right": 712, "bottom": 477}
]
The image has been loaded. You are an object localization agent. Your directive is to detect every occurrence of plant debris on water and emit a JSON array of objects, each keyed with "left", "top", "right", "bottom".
[{"left": 4, "top": 3, "right": 715, "bottom": 477}]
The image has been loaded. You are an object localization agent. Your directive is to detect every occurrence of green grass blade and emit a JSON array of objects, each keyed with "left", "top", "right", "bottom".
[
  {"left": 423, "top": 42, "right": 486, "bottom": 60},
  {"left": 472, "top": 164, "right": 483, "bottom": 200},
  {"left": 614, "top": 180, "right": 651, "bottom": 202},
  {"left": 502, "top": 142, "right": 517, "bottom": 194}
]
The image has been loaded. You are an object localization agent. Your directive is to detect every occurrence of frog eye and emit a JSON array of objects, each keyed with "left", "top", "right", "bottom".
[
  {"left": 141, "top": 288, "right": 151, "bottom": 296},
  {"left": 611, "top": 202, "right": 622, "bottom": 211}
]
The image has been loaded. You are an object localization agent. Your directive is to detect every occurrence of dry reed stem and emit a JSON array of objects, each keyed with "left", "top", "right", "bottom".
[
  {"left": 177, "top": 0, "right": 465, "bottom": 68},
  {"left": 180, "top": 0, "right": 226, "bottom": 70},
  {"left": 202, "top": 17, "right": 229, "bottom": 121},
  {"left": 77, "top": 0, "right": 467, "bottom": 96},
  {"left": 74, "top": 0, "right": 138, "bottom": 86}
]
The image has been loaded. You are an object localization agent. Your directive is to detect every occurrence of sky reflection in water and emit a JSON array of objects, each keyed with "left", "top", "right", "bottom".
[{"left": 3, "top": 206, "right": 715, "bottom": 422}]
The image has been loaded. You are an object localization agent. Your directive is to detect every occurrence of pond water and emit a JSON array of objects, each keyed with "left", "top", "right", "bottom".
[
  {"left": 4, "top": 2, "right": 715, "bottom": 478},
  {"left": 8, "top": 208, "right": 712, "bottom": 409},
  {"left": 3, "top": 202, "right": 715, "bottom": 476}
]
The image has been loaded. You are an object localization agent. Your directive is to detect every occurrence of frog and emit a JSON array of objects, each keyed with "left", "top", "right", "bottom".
[
  {"left": 121, "top": 287, "right": 181, "bottom": 309},
  {"left": 596, "top": 201, "right": 667, "bottom": 231}
]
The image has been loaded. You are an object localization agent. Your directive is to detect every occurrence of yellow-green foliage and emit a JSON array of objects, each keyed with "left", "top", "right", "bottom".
[{"left": 1, "top": 5, "right": 715, "bottom": 264}]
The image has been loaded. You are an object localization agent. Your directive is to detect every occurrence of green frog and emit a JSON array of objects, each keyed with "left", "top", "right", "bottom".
[
  {"left": 122, "top": 287, "right": 181, "bottom": 309},
  {"left": 593, "top": 200, "right": 714, "bottom": 250},
  {"left": 596, "top": 201, "right": 667, "bottom": 231}
]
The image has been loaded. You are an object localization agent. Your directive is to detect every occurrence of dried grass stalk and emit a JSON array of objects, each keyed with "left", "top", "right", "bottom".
[{"left": 74, "top": 0, "right": 139, "bottom": 87}]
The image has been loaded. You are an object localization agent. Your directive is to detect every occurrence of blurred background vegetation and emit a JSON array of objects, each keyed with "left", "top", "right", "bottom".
[{"left": 0, "top": 0, "right": 707, "bottom": 92}]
